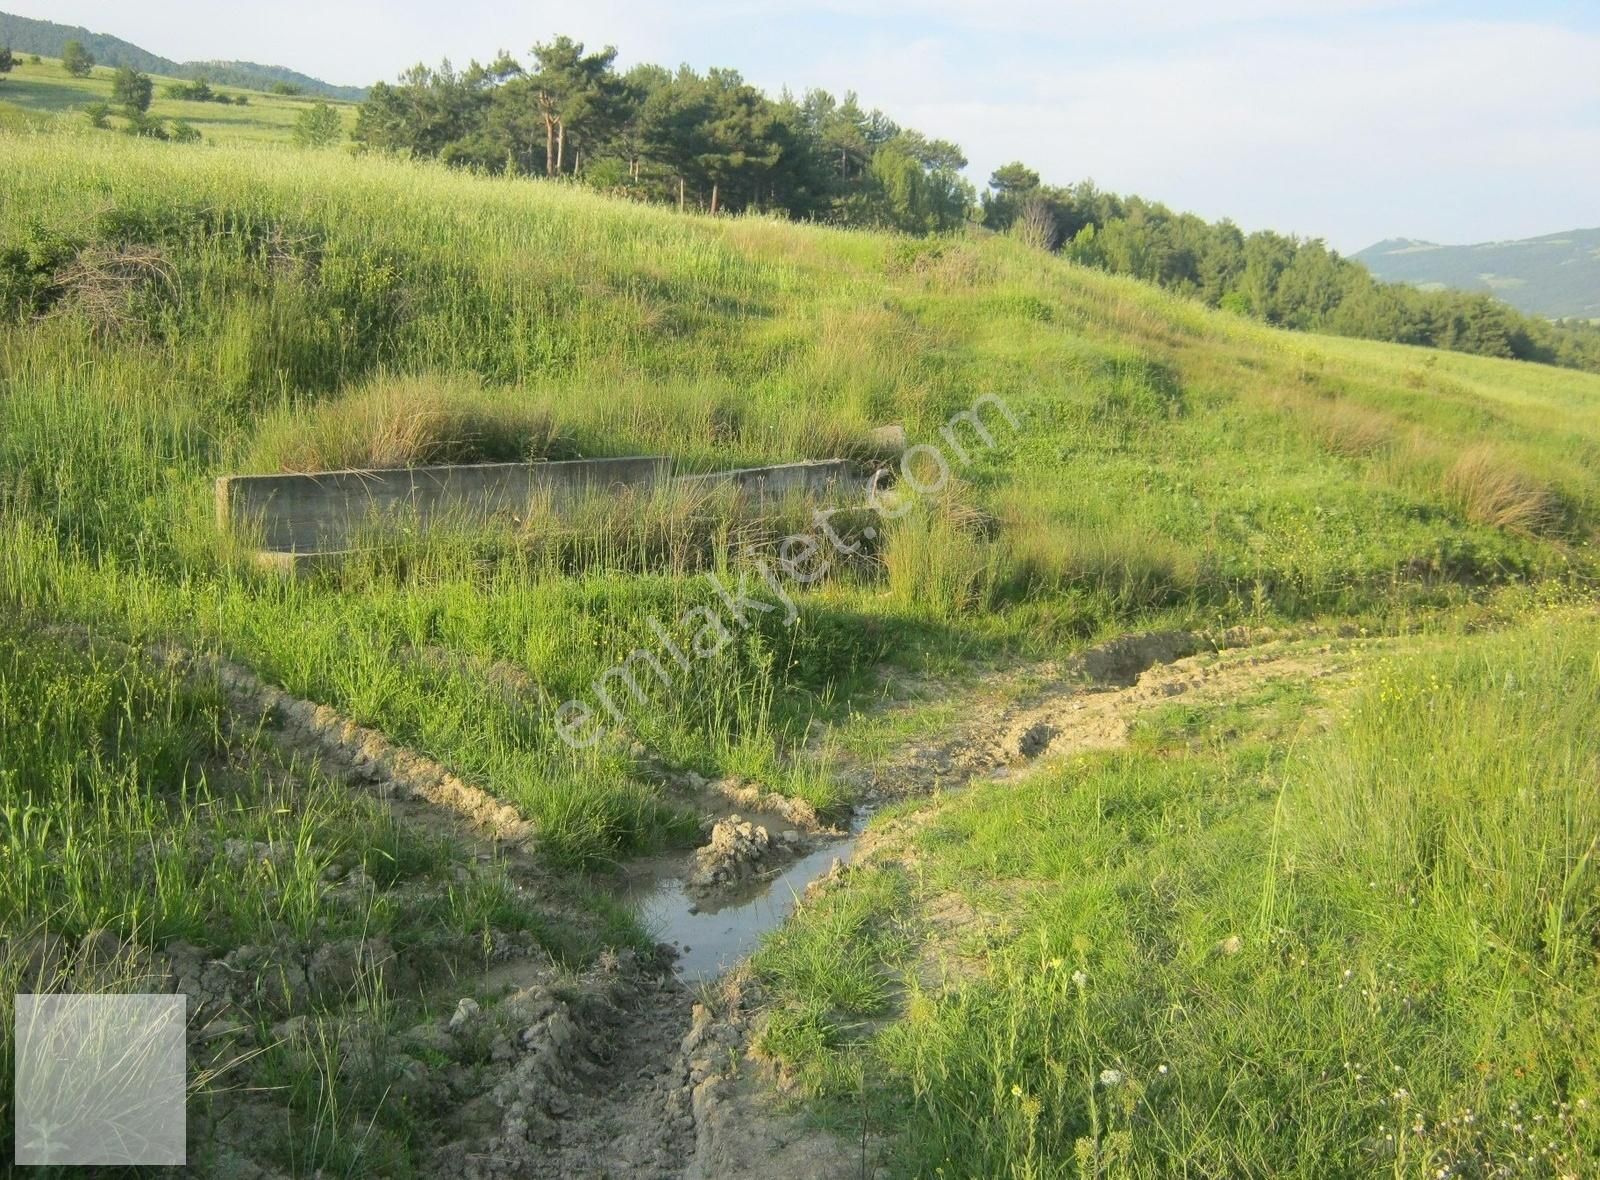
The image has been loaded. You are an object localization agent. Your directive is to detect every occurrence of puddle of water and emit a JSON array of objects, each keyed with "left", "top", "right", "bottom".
[{"left": 633, "top": 814, "right": 868, "bottom": 982}]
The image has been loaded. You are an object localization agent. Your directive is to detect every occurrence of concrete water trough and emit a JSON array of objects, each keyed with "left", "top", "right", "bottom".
[{"left": 216, "top": 456, "right": 872, "bottom": 573}]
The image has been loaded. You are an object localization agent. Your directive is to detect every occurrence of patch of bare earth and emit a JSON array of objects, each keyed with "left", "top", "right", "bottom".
[{"left": 847, "top": 628, "right": 1364, "bottom": 811}]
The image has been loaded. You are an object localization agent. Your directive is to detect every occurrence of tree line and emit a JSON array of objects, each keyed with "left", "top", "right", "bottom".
[
  {"left": 980, "top": 164, "right": 1600, "bottom": 372},
  {"left": 350, "top": 35, "right": 1600, "bottom": 373},
  {"left": 353, "top": 37, "right": 972, "bottom": 233}
]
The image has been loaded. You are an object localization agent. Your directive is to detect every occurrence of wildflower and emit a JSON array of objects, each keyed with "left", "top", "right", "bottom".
[
  {"left": 1011, "top": 1083, "right": 1024, "bottom": 1098},
  {"left": 1099, "top": 1069, "right": 1124, "bottom": 1088},
  {"left": 1071, "top": 969, "right": 1088, "bottom": 989}
]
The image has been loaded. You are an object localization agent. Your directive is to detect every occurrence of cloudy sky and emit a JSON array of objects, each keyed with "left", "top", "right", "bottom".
[{"left": 16, "top": 1, "right": 1598, "bottom": 251}]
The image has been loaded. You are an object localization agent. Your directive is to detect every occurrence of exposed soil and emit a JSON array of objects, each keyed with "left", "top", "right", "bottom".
[{"left": 844, "top": 628, "right": 1361, "bottom": 808}]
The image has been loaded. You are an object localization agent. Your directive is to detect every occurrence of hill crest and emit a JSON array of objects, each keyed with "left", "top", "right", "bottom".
[{"left": 0, "top": 10, "right": 366, "bottom": 100}]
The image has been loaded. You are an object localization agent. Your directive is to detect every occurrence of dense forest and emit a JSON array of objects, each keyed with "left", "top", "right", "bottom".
[
  {"left": 354, "top": 37, "right": 1600, "bottom": 373},
  {"left": 354, "top": 39, "right": 971, "bottom": 234}
]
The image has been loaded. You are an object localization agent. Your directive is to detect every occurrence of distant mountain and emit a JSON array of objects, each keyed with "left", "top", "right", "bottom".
[
  {"left": 1354, "top": 228, "right": 1600, "bottom": 321},
  {"left": 0, "top": 11, "right": 367, "bottom": 101},
  {"left": 171, "top": 60, "right": 366, "bottom": 102}
]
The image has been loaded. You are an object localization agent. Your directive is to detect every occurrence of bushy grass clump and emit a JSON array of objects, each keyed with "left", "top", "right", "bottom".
[
  {"left": 245, "top": 370, "right": 572, "bottom": 472},
  {"left": 1441, "top": 443, "right": 1566, "bottom": 538}
]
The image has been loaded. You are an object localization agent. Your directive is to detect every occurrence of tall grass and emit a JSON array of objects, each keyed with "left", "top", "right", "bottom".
[
  {"left": 756, "top": 620, "right": 1600, "bottom": 1176},
  {"left": 1301, "top": 618, "right": 1599, "bottom": 973},
  {"left": 245, "top": 370, "right": 571, "bottom": 473}
]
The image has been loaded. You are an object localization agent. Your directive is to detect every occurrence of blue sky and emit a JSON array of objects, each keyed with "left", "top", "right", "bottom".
[{"left": 16, "top": 1, "right": 1598, "bottom": 251}]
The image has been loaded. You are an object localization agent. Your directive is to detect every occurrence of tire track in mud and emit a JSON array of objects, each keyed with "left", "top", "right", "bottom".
[
  {"left": 541, "top": 628, "right": 1376, "bottom": 1179},
  {"left": 451, "top": 627, "right": 1373, "bottom": 1179},
  {"left": 847, "top": 628, "right": 1366, "bottom": 807}
]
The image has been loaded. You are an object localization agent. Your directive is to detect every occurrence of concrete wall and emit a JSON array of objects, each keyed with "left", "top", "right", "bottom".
[
  {"left": 218, "top": 456, "right": 670, "bottom": 553},
  {"left": 218, "top": 456, "right": 868, "bottom": 558},
  {"left": 673, "top": 460, "right": 863, "bottom": 503}
]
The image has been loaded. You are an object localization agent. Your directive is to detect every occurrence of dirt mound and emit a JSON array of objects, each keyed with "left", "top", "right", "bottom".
[
  {"left": 687, "top": 816, "right": 807, "bottom": 895},
  {"left": 1065, "top": 629, "right": 1202, "bottom": 685},
  {"left": 45, "top": 625, "right": 533, "bottom": 844}
]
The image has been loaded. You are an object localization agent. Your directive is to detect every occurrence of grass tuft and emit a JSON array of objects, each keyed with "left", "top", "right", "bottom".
[
  {"left": 246, "top": 370, "right": 570, "bottom": 472},
  {"left": 1441, "top": 444, "right": 1564, "bottom": 536}
]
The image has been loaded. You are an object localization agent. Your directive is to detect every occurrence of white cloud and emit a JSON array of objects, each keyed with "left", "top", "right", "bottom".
[{"left": 789, "top": 18, "right": 1600, "bottom": 248}]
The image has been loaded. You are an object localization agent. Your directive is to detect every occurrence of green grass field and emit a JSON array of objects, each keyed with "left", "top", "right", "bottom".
[
  {"left": 0, "top": 54, "right": 356, "bottom": 142},
  {"left": 1, "top": 126, "right": 1596, "bottom": 1174},
  {"left": 755, "top": 617, "right": 1600, "bottom": 1176}
]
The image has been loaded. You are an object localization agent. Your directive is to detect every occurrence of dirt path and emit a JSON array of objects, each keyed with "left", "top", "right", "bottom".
[
  {"left": 55, "top": 622, "right": 1372, "bottom": 1177},
  {"left": 485, "top": 629, "right": 1375, "bottom": 1178},
  {"left": 850, "top": 628, "right": 1366, "bottom": 804}
]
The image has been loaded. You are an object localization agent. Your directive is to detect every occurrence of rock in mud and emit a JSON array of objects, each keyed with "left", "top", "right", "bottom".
[
  {"left": 688, "top": 815, "right": 784, "bottom": 892},
  {"left": 307, "top": 936, "right": 394, "bottom": 1000},
  {"left": 222, "top": 838, "right": 300, "bottom": 870},
  {"left": 1017, "top": 720, "right": 1058, "bottom": 758}
]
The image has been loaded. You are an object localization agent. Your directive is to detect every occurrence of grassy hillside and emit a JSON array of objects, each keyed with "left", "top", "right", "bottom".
[
  {"left": 1357, "top": 228, "right": 1600, "bottom": 321},
  {"left": 4, "top": 126, "right": 1597, "bottom": 877},
  {"left": 2, "top": 130, "right": 1597, "bottom": 1173},
  {"left": 0, "top": 54, "right": 355, "bottom": 143},
  {"left": 758, "top": 615, "right": 1600, "bottom": 1176}
]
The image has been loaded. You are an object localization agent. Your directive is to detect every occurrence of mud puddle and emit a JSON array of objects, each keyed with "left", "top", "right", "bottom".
[{"left": 630, "top": 811, "right": 870, "bottom": 981}]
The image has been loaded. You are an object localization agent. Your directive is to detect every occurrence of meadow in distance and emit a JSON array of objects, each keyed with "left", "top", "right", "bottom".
[{"left": 0, "top": 31, "right": 1598, "bottom": 1180}]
